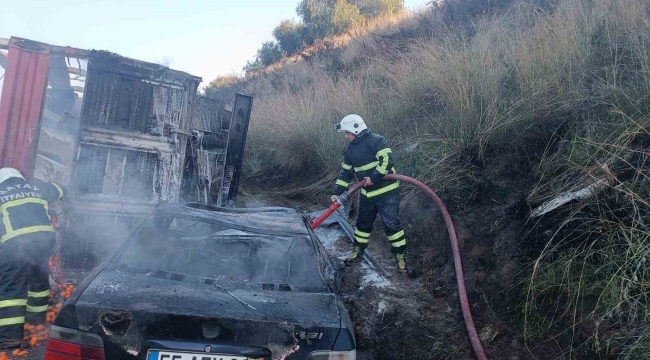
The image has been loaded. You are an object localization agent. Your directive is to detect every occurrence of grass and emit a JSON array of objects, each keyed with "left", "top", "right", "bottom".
[
  {"left": 523, "top": 119, "right": 650, "bottom": 359},
  {"left": 207, "top": 0, "right": 650, "bottom": 357},
  {"left": 232, "top": 0, "right": 649, "bottom": 185},
  {"left": 523, "top": 194, "right": 650, "bottom": 359}
]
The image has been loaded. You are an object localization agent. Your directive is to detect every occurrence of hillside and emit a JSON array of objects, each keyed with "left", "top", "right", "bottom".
[{"left": 206, "top": 0, "right": 650, "bottom": 358}]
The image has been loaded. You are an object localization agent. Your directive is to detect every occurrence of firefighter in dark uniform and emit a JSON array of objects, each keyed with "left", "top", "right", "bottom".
[
  {"left": 0, "top": 167, "right": 66, "bottom": 348},
  {"left": 331, "top": 115, "right": 407, "bottom": 272}
]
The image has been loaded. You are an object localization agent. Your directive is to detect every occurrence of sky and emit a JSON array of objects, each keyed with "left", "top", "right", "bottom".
[{"left": 0, "top": 0, "right": 429, "bottom": 86}]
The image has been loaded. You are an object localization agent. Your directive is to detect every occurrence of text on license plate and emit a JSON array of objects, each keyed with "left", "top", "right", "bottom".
[{"left": 148, "top": 350, "right": 248, "bottom": 360}]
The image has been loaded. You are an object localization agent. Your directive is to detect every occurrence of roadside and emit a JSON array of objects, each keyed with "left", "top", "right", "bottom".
[{"left": 311, "top": 194, "right": 559, "bottom": 360}]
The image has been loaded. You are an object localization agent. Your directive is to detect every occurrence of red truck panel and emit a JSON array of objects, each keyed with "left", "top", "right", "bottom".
[{"left": 0, "top": 38, "right": 50, "bottom": 177}]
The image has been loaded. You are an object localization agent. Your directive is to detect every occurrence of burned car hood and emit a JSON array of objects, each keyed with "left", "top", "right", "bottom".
[{"left": 76, "top": 271, "right": 341, "bottom": 327}]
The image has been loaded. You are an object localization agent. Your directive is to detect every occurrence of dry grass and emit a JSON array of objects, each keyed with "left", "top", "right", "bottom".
[
  {"left": 209, "top": 0, "right": 650, "bottom": 355},
  {"left": 523, "top": 120, "right": 650, "bottom": 359},
  {"left": 234, "top": 0, "right": 649, "bottom": 183}
]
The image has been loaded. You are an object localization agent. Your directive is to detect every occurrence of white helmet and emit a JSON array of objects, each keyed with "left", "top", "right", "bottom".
[
  {"left": 335, "top": 114, "right": 367, "bottom": 135},
  {"left": 0, "top": 167, "right": 25, "bottom": 184}
]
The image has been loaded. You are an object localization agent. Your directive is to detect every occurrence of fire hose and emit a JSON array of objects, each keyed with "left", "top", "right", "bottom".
[{"left": 310, "top": 174, "right": 488, "bottom": 360}]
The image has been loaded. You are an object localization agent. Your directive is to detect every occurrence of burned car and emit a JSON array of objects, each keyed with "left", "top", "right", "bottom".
[{"left": 45, "top": 203, "right": 356, "bottom": 360}]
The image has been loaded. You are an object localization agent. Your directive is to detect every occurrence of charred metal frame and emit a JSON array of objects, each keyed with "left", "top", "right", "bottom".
[
  {"left": 218, "top": 94, "right": 253, "bottom": 207},
  {"left": 181, "top": 96, "right": 230, "bottom": 205}
]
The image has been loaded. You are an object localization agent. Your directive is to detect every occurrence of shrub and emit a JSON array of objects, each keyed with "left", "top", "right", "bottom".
[{"left": 273, "top": 20, "right": 305, "bottom": 55}]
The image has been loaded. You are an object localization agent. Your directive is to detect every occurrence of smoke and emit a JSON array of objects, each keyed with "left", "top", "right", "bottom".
[
  {"left": 44, "top": 53, "right": 187, "bottom": 272},
  {"left": 25, "top": 54, "right": 138, "bottom": 273},
  {"left": 248, "top": 234, "right": 324, "bottom": 288},
  {"left": 155, "top": 56, "right": 174, "bottom": 67},
  {"left": 116, "top": 216, "right": 328, "bottom": 292},
  {"left": 63, "top": 213, "right": 136, "bottom": 271},
  {"left": 34, "top": 55, "right": 86, "bottom": 183},
  {"left": 25, "top": 49, "right": 225, "bottom": 279}
]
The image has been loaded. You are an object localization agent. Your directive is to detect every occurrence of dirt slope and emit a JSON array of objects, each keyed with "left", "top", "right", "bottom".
[{"left": 314, "top": 206, "right": 552, "bottom": 360}]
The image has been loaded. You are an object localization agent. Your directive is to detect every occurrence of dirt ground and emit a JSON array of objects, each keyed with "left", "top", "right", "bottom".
[
  {"left": 314, "top": 226, "right": 536, "bottom": 360},
  {"left": 4, "top": 347, "right": 44, "bottom": 360},
  {"left": 310, "top": 183, "right": 564, "bottom": 360}
]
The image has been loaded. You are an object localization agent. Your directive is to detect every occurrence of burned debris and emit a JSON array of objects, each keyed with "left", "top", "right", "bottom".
[
  {"left": 0, "top": 36, "right": 356, "bottom": 360},
  {"left": 0, "top": 36, "right": 254, "bottom": 272}
]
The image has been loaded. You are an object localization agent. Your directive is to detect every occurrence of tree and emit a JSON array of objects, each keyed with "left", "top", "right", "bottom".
[
  {"left": 296, "top": 0, "right": 366, "bottom": 38},
  {"left": 273, "top": 20, "right": 305, "bottom": 55},
  {"left": 297, "top": 0, "right": 337, "bottom": 39},
  {"left": 243, "top": 59, "right": 262, "bottom": 74},
  {"left": 243, "top": 41, "right": 284, "bottom": 74},
  {"left": 257, "top": 41, "right": 283, "bottom": 66},
  {"left": 243, "top": 59, "right": 263, "bottom": 74},
  {"left": 208, "top": 73, "right": 241, "bottom": 89},
  {"left": 332, "top": 0, "right": 364, "bottom": 34},
  {"left": 351, "top": 0, "right": 404, "bottom": 18},
  {"left": 242, "top": 0, "right": 404, "bottom": 75}
]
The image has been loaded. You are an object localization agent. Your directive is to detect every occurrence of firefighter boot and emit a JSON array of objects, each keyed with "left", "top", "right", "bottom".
[
  {"left": 344, "top": 244, "right": 365, "bottom": 266},
  {"left": 395, "top": 251, "right": 408, "bottom": 273}
]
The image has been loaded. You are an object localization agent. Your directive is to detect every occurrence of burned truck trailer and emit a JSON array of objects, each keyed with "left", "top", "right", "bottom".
[
  {"left": 67, "top": 50, "right": 202, "bottom": 270},
  {"left": 0, "top": 37, "right": 253, "bottom": 271}
]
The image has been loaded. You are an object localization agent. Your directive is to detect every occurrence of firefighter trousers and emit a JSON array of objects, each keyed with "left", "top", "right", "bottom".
[
  {"left": 353, "top": 189, "right": 407, "bottom": 254},
  {"left": 0, "top": 233, "right": 54, "bottom": 343}
]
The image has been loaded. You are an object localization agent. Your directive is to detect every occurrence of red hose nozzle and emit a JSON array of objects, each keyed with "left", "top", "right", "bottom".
[{"left": 310, "top": 201, "right": 342, "bottom": 230}]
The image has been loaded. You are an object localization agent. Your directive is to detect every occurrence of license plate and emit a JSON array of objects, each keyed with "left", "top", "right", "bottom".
[{"left": 147, "top": 350, "right": 248, "bottom": 360}]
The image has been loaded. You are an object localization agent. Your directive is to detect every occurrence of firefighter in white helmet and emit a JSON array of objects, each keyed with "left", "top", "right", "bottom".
[
  {"left": 0, "top": 168, "right": 67, "bottom": 349},
  {"left": 332, "top": 115, "right": 407, "bottom": 272}
]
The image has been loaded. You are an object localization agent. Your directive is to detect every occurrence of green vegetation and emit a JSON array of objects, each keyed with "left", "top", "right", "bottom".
[
  {"left": 273, "top": 20, "right": 305, "bottom": 55},
  {"left": 243, "top": 42, "right": 283, "bottom": 73},
  {"left": 206, "top": 0, "right": 650, "bottom": 357},
  {"left": 244, "top": 0, "right": 404, "bottom": 71},
  {"left": 524, "top": 124, "right": 650, "bottom": 358}
]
